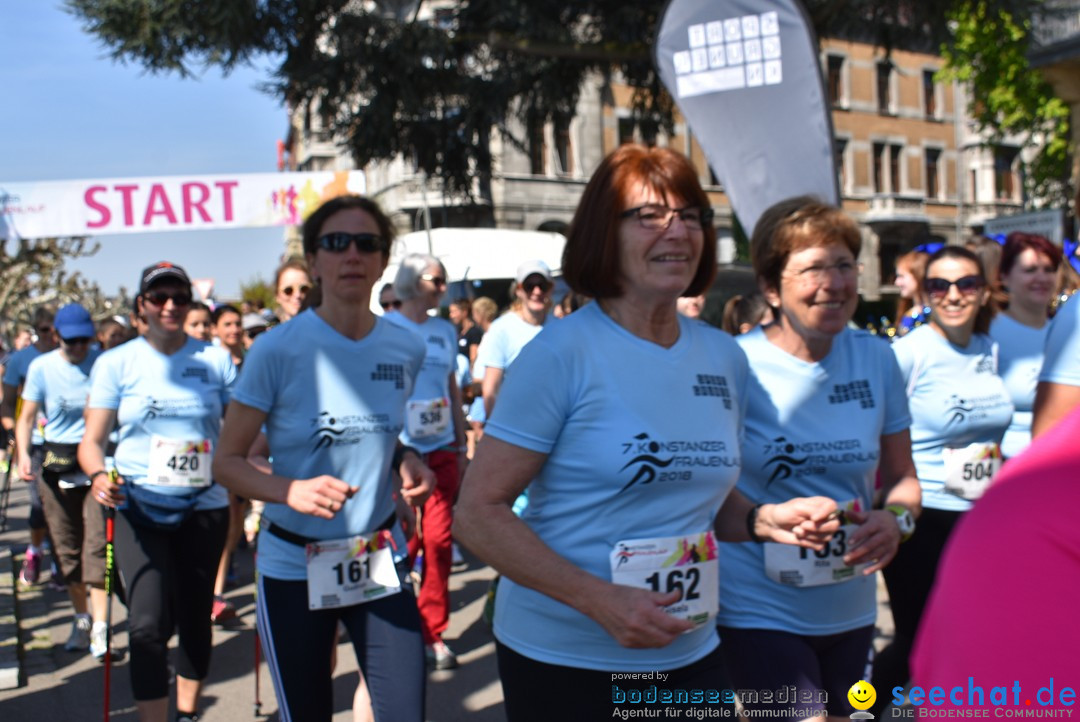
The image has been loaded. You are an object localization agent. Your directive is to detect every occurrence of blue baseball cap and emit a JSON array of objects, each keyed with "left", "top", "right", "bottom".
[{"left": 54, "top": 303, "right": 96, "bottom": 340}]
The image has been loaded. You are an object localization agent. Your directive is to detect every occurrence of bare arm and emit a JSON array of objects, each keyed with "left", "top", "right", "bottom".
[
  {"left": 448, "top": 371, "right": 468, "bottom": 475},
  {"left": 1032, "top": 381, "right": 1080, "bottom": 438},
  {"left": 454, "top": 434, "right": 693, "bottom": 648},
  {"left": 14, "top": 398, "right": 38, "bottom": 480},
  {"left": 481, "top": 366, "right": 504, "bottom": 418},
  {"left": 79, "top": 407, "right": 122, "bottom": 506}
]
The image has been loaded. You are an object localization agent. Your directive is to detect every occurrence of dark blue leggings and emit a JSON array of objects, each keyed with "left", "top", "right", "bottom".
[{"left": 257, "top": 571, "right": 425, "bottom": 722}]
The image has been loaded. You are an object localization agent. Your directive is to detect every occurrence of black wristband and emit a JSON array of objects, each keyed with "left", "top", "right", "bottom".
[
  {"left": 746, "top": 503, "right": 765, "bottom": 543},
  {"left": 392, "top": 445, "right": 421, "bottom": 473},
  {"left": 90, "top": 470, "right": 109, "bottom": 483}
]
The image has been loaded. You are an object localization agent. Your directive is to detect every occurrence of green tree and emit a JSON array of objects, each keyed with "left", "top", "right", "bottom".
[
  {"left": 0, "top": 236, "right": 130, "bottom": 341},
  {"left": 239, "top": 276, "right": 276, "bottom": 310},
  {"left": 939, "top": 0, "right": 1072, "bottom": 209},
  {"left": 66, "top": 0, "right": 1046, "bottom": 199}
]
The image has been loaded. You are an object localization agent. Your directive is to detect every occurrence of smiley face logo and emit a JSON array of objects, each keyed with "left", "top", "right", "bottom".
[{"left": 848, "top": 680, "right": 876, "bottom": 711}]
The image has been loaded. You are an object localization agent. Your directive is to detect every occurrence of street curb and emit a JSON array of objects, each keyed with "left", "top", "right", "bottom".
[{"left": 0, "top": 546, "right": 21, "bottom": 689}]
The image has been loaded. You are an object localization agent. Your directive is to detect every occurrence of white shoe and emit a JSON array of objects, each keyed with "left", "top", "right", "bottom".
[
  {"left": 65, "top": 614, "right": 92, "bottom": 651},
  {"left": 90, "top": 621, "right": 121, "bottom": 661}
]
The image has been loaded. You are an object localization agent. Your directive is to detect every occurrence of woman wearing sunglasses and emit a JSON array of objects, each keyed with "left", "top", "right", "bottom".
[
  {"left": 16, "top": 304, "right": 110, "bottom": 658},
  {"left": 455, "top": 148, "right": 840, "bottom": 721},
  {"left": 213, "top": 195, "right": 434, "bottom": 722},
  {"left": 871, "top": 245, "right": 1013, "bottom": 701},
  {"left": 274, "top": 258, "right": 313, "bottom": 323},
  {"left": 80, "top": 262, "right": 236, "bottom": 722},
  {"left": 385, "top": 253, "right": 468, "bottom": 669},
  {"left": 716, "top": 197, "right": 920, "bottom": 722}
]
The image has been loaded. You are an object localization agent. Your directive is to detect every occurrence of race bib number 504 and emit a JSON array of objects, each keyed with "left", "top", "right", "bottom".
[{"left": 609, "top": 531, "right": 718, "bottom": 628}]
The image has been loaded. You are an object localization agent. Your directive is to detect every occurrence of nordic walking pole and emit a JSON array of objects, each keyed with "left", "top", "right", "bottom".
[{"left": 103, "top": 469, "right": 118, "bottom": 722}]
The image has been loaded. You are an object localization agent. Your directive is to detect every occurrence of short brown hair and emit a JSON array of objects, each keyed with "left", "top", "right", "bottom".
[
  {"left": 751, "top": 195, "right": 861, "bottom": 293},
  {"left": 562, "top": 144, "right": 717, "bottom": 299}
]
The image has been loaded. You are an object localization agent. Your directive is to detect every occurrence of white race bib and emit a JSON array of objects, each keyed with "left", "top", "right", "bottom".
[
  {"left": 146, "top": 436, "right": 212, "bottom": 487},
  {"left": 305, "top": 531, "right": 402, "bottom": 611},
  {"left": 405, "top": 397, "right": 451, "bottom": 439},
  {"left": 609, "top": 531, "right": 718, "bottom": 629},
  {"left": 943, "top": 442, "right": 1001, "bottom": 500},
  {"left": 764, "top": 524, "right": 867, "bottom": 587}
]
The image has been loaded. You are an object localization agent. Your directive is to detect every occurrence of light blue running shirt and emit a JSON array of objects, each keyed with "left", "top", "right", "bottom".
[
  {"left": 88, "top": 336, "right": 235, "bottom": 510},
  {"left": 383, "top": 312, "right": 458, "bottom": 453},
  {"left": 4, "top": 345, "right": 47, "bottom": 445},
  {"left": 22, "top": 348, "right": 101, "bottom": 444},
  {"left": 1039, "top": 295, "right": 1080, "bottom": 387},
  {"left": 485, "top": 303, "right": 748, "bottom": 672},
  {"left": 990, "top": 313, "right": 1049, "bottom": 458},
  {"left": 231, "top": 310, "right": 424, "bottom": 581},
  {"left": 892, "top": 324, "right": 1013, "bottom": 512},
  {"left": 474, "top": 310, "right": 551, "bottom": 375},
  {"left": 716, "top": 327, "right": 911, "bottom": 636}
]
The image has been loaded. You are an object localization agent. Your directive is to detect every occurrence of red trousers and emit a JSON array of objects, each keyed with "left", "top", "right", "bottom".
[{"left": 406, "top": 449, "right": 460, "bottom": 645}]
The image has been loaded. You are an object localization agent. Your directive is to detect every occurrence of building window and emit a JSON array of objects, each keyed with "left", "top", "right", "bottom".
[
  {"left": 835, "top": 137, "right": 848, "bottom": 192},
  {"left": 925, "top": 148, "right": 941, "bottom": 199},
  {"left": 889, "top": 145, "right": 902, "bottom": 193},
  {"left": 618, "top": 117, "right": 635, "bottom": 146},
  {"left": 827, "top": 55, "right": 845, "bottom": 106},
  {"left": 528, "top": 112, "right": 545, "bottom": 175},
  {"left": 708, "top": 166, "right": 720, "bottom": 187},
  {"left": 554, "top": 114, "right": 572, "bottom": 175},
  {"left": 923, "top": 70, "right": 937, "bottom": 118},
  {"left": 994, "top": 147, "right": 1018, "bottom": 200},
  {"left": 873, "top": 142, "right": 885, "bottom": 193},
  {"left": 877, "top": 62, "right": 893, "bottom": 114}
]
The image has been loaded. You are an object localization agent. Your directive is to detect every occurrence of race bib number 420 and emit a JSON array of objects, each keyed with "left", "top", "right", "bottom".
[
  {"left": 305, "top": 531, "right": 401, "bottom": 611},
  {"left": 609, "top": 531, "right": 718, "bottom": 628},
  {"left": 147, "top": 436, "right": 211, "bottom": 487}
]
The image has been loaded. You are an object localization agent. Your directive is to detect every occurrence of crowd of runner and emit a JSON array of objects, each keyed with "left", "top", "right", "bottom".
[{"left": 1, "top": 143, "right": 1078, "bottom": 722}]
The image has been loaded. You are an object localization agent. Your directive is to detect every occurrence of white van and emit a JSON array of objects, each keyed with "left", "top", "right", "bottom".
[{"left": 371, "top": 228, "right": 567, "bottom": 314}]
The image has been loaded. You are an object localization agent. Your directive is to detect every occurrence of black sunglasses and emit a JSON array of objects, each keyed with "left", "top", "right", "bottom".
[
  {"left": 61, "top": 336, "right": 92, "bottom": 345},
  {"left": 315, "top": 232, "right": 389, "bottom": 254},
  {"left": 420, "top": 274, "right": 447, "bottom": 287},
  {"left": 522, "top": 278, "right": 552, "bottom": 294},
  {"left": 381, "top": 300, "right": 403, "bottom": 310},
  {"left": 144, "top": 290, "right": 193, "bottom": 307},
  {"left": 924, "top": 276, "right": 984, "bottom": 299},
  {"left": 281, "top": 284, "right": 311, "bottom": 297}
]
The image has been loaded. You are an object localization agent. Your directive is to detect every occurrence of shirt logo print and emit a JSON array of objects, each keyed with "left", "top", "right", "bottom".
[
  {"left": 371, "top": 363, "right": 404, "bottom": 389},
  {"left": 828, "top": 380, "right": 874, "bottom": 409}
]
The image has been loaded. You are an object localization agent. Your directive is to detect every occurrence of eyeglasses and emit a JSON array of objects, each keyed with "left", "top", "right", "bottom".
[
  {"left": 786, "top": 260, "right": 861, "bottom": 285},
  {"left": 420, "top": 274, "right": 447, "bottom": 288},
  {"left": 522, "top": 278, "right": 553, "bottom": 294},
  {"left": 35, "top": 326, "right": 53, "bottom": 335},
  {"left": 380, "top": 300, "right": 402, "bottom": 310},
  {"left": 144, "top": 290, "right": 193, "bottom": 307},
  {"left": 281, "top": 284, "right": 311, "bottom": 297},
  {"left": 315, "top": 232, "right": 389, "bottom": 254},
  {"left": 924, "top": 275, "right": 984, "bottom": 299},
  {"left": 61, "top": 336, "right": 92, "bottom": 346},
  {"left": 621, "top": 204, "right": 714, "bottom": 231}
]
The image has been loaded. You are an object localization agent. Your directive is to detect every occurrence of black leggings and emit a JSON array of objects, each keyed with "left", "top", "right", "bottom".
[
  {"left": 257, "top": 570, "right": 425, "bottom": 722},
  {"left": 496, "top": 641, "right": 735, "bottom": 722},
  {"left": 871, "top": 506, "right": 962, "bottom": 711},
  {"left": 114, "top": 506, "right": 228, "bottom": 700}
]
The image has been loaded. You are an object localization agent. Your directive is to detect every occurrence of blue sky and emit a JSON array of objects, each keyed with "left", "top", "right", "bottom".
[{"left": 0, "top": 3, "right": 292, "bottom": 300}]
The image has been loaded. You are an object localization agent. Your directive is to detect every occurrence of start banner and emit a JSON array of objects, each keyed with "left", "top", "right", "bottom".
[{"left": 0, "top": 170, "right": 366, "bottom": 240}]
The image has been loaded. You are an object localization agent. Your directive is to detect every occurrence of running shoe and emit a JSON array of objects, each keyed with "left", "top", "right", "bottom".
[
  {"left": 210, "top": 595, "right": 237, "bottom": 624},
  {"left": 65, "top": 613, "right": 92, "bottom": 651},
  {"left": 426, "top": 639, "right": 459, "bottom": 670},
  {"left": 89, "top": 621, "right": 122, "bottom": 661},
  {"left": 18, "top": 547, "right": 41, "bottom": 585}
]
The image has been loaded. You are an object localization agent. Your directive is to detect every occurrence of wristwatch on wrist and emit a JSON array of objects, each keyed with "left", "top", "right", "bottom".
[{"left": 886, "top": 504, "right": 916, "bottom": 543}]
